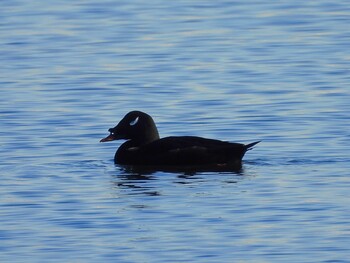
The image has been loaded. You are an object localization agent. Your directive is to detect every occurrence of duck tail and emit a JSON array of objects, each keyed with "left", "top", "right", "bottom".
[{"left": 245, "top": 141, "right": 261, "bottom": 151}]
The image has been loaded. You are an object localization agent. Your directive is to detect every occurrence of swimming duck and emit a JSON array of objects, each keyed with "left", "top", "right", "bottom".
[{"left": 100, "top": 111, "right": 260, "bottom": 168}]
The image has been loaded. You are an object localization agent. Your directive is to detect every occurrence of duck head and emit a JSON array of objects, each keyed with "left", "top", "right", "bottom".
[{"left": 100, "top": 111, "right": 160, "bottom": 145}]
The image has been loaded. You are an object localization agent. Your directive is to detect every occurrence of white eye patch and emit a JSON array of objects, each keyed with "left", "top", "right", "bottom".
[{"left": 129, "top": 116, "right": 139, "bottom": 126}]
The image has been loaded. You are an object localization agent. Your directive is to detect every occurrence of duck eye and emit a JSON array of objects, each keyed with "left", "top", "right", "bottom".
[{"left": 129, "top": 116, "right": 139, "bottom": 126}]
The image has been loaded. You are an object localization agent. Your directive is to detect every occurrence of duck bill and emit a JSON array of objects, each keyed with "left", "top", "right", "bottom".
[{"left": 100, "top": 134, "right": 118, "bottom": 142}]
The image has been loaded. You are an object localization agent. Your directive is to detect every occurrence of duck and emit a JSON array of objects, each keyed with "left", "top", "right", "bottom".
[{"left": 100, "top": 111, "right": 260, "bottom": 168}]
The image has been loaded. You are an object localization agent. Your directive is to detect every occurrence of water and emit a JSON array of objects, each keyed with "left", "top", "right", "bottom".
[{"left": 1, "top": 0, "right": 350, "bottom": 262}]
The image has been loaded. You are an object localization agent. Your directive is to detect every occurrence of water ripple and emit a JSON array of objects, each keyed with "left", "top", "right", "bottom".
[{"left": 1, "top": 0, "right": 350, "bottom": 262}]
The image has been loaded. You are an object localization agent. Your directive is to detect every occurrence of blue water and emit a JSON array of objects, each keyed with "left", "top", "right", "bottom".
[{"left": 1, "top": 0, "right": 350, "bottom": 262}]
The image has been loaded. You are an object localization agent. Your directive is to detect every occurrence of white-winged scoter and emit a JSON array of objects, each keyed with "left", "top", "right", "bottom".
[{"left": 100, "top": 111, "right": 260, "bottom": 168}]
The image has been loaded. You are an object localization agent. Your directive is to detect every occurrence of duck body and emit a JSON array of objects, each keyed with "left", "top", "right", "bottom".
[{"left": 101, "top": 111, "right": 259, "bottom": 168}]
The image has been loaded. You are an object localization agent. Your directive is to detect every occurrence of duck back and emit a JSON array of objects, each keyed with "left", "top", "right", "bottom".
[{"left": 115, "top": 136, "right": 248, "bottom": 166}]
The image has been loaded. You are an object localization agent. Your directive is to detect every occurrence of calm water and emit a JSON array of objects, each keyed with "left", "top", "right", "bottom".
[{"left": 1, "top": 0, "right": 350, "bottom": 262}]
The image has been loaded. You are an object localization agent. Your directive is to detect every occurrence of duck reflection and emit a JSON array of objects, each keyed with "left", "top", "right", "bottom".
[
  {"left": 109, "top": 163, "right": 245, "bottom": 197},
  {"left": 118, "top": 163, "right": 244, "bottom": 176},
  {"left": 110, "top": 167, "right": 158, "bottom": 196}
]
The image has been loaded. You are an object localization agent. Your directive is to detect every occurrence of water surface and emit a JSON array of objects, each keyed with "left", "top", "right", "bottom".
[{"left": 1, "top": 0, "right": 350, "bottom": 262}]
